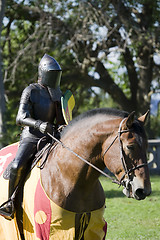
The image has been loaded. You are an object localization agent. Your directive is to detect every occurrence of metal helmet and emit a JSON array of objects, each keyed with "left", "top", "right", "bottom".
[{"left": 38, "top": 54, "right": 62, "bottom": 89}]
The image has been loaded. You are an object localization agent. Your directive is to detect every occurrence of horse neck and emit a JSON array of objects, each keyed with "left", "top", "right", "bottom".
[
  {"left": 41, "top": 116, "right": 122, "bottom": 209},
  {"left": 60, "top": 117, "right": 121, "bottom": 180}
]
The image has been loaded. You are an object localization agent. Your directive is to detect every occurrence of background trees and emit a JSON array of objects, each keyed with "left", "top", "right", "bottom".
[
  {"left": 0, "top": 0, "right": 5, "bottom": 148},
  {"left": 0, "top": 0, "right": 160, "bottom": 145}
]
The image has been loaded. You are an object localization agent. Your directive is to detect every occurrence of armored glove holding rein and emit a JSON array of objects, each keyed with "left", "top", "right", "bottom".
[{"left": 35, "top": 120, "right": 54, "bottom": 135}]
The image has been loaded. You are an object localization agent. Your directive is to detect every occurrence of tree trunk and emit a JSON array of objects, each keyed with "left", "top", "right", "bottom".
[
  {"left": 0, "top": 0, "right": 6, "bottom": 148},
  {"left": 137, "top": 40, "right": 153, "bottom": 115}
]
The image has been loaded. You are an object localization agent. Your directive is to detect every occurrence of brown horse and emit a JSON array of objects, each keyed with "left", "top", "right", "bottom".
[{"left": 0, "top": 108, "right": 151, "bottom": 239}]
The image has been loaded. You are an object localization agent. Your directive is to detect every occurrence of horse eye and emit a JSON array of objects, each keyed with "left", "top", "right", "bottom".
[{"left": 127, "top": 145, "right": 135, "bottom": 150}]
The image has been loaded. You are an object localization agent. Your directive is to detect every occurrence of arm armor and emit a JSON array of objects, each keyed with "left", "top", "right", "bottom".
[{"left": 16, "top": 85, "right": 37, "bottom": 128}]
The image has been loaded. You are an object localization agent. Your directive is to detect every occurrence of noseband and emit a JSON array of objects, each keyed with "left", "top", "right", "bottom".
[
  {"left": 47, "top": 117, "right": 147, "bottom": 187},
  {"left": 102, "top": 118, "right": 147, "bottom": 186}
]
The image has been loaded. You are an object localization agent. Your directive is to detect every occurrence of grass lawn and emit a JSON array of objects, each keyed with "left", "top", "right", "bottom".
[{"left": 100, "top": 175, "right": 160, "bottom": 240}]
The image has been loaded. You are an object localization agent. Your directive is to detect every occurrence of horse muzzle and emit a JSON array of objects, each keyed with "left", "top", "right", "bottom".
[{"left": 122, "top": 178, "right": 151, "bottom": 200}]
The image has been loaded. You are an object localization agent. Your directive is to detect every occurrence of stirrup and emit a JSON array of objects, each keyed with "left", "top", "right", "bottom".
[{"left": 0, "top": 199, "right": 15, "bottom": 221}]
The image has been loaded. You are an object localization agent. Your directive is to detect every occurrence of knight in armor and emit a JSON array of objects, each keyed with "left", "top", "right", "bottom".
[{"left": 0, "top": 54, "right": 66, "bottom": 220}]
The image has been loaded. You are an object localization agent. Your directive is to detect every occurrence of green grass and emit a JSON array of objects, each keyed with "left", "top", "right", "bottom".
[{"left": 100, "top": 175, "right": 160, "bottom": 240}]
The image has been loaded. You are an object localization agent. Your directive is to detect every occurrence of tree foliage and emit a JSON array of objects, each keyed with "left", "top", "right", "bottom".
[
  {"left": 0, "top": 0, "right": 6, "bottom": 147},
  {"left": 1, "top": 0, "right": 160, "bottom": 144}
]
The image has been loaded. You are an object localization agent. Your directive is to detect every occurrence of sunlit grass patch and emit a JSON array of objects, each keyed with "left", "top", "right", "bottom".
[{"left": 100, "top": 175, "right": 160, "bottom": 240}]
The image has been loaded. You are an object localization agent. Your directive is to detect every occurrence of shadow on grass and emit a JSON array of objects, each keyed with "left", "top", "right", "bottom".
[
  {"left": 104, "top": 189, "right": 160, "bottom": 199},
  {"left": 104, "top": 190, "right": 125, "bottom": 198},
  {"left": 149, "top": 190, "right": 160, "bottom": 197}
]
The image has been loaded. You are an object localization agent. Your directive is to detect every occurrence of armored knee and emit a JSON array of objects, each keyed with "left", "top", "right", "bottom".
[{"left": 10, "top": 162, "right": 19, "bottom": 177}]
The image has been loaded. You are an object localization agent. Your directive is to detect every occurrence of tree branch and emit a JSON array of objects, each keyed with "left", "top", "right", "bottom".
[
  {"left": 111, "top": 0, "right": 141, "bottom": 34},
  {"left": 123, "top": 47, "right": 138, "bottom": 107}
]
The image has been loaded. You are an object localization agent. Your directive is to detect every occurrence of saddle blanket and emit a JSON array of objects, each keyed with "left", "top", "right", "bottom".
[{"left": 0, "top": 143, "right": 107, "bottom": 240}]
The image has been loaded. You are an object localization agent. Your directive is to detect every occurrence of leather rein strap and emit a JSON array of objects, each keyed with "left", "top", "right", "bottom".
[
  {"left": 47, "top": 117, "right": 147, "bottom": 186},
  {"left": 47, "top": 132, "right": 116, "bottom": 182}
]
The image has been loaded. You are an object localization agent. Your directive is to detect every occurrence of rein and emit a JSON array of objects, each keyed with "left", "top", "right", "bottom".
[
  {"left": 47, "top": 132, "right": 117, "bottom": 183},
  {"left": 47, "top": 117, "right": 147, "bottom": 186}
]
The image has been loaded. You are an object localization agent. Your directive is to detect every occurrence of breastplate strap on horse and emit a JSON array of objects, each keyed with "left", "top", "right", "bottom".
[{"left": 47, "top": 117, "right": 147, "bottom": 187}]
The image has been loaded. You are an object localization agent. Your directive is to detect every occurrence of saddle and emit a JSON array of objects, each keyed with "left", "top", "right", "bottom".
[{"left": 3, "top": 142, "right": 53, "bottom": 180}]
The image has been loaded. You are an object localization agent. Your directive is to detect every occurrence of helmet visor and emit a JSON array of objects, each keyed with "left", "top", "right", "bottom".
[{"left": 41, "top": 70, "right": 62, "bottom": 89}]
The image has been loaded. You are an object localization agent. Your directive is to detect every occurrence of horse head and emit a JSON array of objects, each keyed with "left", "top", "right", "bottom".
[{"left": 103, "top": 111, "right": 151, "bottom": 200}]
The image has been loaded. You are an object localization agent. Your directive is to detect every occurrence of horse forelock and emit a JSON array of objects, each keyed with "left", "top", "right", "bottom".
[
  {"left": 61, "top": 108, "right": 129, "bottom": 137},
  {"left": 132, "top": 120, "right": 147, "bottom": 147}
]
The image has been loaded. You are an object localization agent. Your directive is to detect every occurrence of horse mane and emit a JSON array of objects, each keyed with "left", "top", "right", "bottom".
[
  {"left": 61, "top": 108, "right": 129, "bottom": 137},
  {"left": 60, "top": 107, "right": 147, "bottom": 153},
  {"left": 75, "top": 108, "right": 129, "bottom": 120}
]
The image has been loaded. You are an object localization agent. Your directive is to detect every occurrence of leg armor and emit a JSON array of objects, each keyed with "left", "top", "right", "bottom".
[{"left": 0, "top": 140, "right": 37, "bottom": 220}]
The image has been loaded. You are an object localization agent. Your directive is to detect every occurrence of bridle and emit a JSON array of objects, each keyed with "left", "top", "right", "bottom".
[
  {"left": 102, "top": 118, "right": 147, "bottom": 187},
  {"left": 47, "top": 117, "right": 147, "bottom": 187}
]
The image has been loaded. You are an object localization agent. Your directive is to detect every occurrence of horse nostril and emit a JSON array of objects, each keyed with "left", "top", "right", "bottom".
[{"left": 135, "top": 188, "right": 146, "bottom": 200}]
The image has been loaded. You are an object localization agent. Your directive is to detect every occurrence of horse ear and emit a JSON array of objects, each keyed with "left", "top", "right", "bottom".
[
  {"left": 126, "top": 111, "right": 135, "bottom": 129},
  {"left": 138, "top": 110, "right": 150, "bottom": 125}
]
